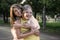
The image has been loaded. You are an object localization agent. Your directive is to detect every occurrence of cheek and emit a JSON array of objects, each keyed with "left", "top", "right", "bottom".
[
  {"left": 17, "top": 11, "right": 22, "bottom": 16},
  {"left": 15, "top": 13, "right": 21, "bottom": 17},
  {"left": 14, "top": 12, "right": 18, "bottom": 16},
  {"left": 18, "top": 13, "right": 21, "bottom": 16},
  {"left": 24, "top": 13, "right": 27, "bottom": 17},
  {"left": 30, "top": 14, "right": 32, "bottom": 17},
  {"left": 16, "top": 13, "right": 19, "bottom": 16}
]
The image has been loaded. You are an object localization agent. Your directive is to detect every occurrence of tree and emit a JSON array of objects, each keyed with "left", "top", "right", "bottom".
[{"left": 0, "top": 0, "right": 22, "bottom": 23}]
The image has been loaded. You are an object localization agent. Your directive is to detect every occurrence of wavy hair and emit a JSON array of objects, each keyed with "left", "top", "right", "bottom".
[{"left": 10, "top": 4, "right": 23, "bottom": 27}]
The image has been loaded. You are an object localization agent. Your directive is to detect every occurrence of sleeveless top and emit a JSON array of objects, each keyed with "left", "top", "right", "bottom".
[
  {"left": 20, "top": 18, "right": 40, "bottom": 40},
  {"left": 20, "top": 18, "right": 30, "bottom": 34}
]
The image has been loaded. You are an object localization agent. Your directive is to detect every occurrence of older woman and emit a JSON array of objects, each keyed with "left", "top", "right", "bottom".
[{"left": 22, "top": 4, "right": 40, "bottom": 40}]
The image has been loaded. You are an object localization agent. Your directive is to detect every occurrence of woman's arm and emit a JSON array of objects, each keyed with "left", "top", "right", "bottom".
[
  {"left": 15, "top": 28, "right": 34, "bottom": 39},
  {"left": 23, "top": 23, "right": 40, "bottom": 36},
  {"left": 22, "top": 21, "right": 40, "bottom": 36},
  {"left": 13, "top": 21, "right": 31, "bottom": 29},
  {"left": 33, "top": 29, "right": 40, "bottom": 36},
  {"left": 13, "top": 20, "right": 40, "bottom": 38}
]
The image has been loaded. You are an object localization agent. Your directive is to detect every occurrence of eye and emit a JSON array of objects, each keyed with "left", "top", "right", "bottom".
[
  {"left": 30, "top": 12, "right": 32, "bottom": 14},
  {"left": 26, "top": 11, "right": 28, "bottom": 13},
  {"left": 14, "top": 10, "right": 17, "bottom": 13}
]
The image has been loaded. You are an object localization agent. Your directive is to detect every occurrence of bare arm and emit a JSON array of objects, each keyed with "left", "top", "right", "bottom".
[
  {"left": 33, "top": 29, "right": 40, "bottom": 36},
  {"left": 13, "top": 20, "right": 40, "bottom": 38},
  {"left": 23, "top": 24, "right": 40, "bottom": 36},
  {"left": 15, "top": 28, "right": 34, "bottom": 39},
  {"left": 13, "top": 21, "right": 31, "bottom": 29}
]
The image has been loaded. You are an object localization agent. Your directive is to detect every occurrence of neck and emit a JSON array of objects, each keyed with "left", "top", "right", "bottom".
[
  {"left": 22, "top": 16, "right": 28, "bottom": 21},
  {"left": 22, "top": 17, "right": 28, "bottom": 21},
  {"left": 16, "top": 17, "right": 21, "bottom": 20}
]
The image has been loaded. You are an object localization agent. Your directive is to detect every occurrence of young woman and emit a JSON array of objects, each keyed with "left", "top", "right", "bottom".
[
  {"left": 10, "top": 4, "right": 37, "bottom": 40},
  {"left": 10, "top": 4, "right": 23, "bottom": 40}
]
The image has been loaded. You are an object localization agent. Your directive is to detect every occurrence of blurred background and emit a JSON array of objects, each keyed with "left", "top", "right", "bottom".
[{"left": 0, "top": 0, "right": 60, "bottom": 40}]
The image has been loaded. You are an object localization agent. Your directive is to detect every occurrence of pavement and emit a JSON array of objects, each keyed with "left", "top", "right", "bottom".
[{"left": 0, "top": 26, "right": 60, "bottom": 40}]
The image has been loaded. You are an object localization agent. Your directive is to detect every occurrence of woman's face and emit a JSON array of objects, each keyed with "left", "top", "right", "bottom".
[
  {"left": 14, "top": 7, "right": 22, "bottom": 17},
  {"left": 23, "top": 8, "right": 32, "bottom": 20}
]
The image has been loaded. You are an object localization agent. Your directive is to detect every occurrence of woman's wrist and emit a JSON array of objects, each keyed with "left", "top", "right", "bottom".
[{"left": 13, "top": 24, "right": 22, "bottom": 29}]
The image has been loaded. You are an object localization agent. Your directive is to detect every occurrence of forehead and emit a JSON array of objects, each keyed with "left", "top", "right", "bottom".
[
  {"left": 24, "top": 8, "right": 32, "bottom": 12},
  {"left": 14, "top": 7, "right": 21, "bottom": 10}
]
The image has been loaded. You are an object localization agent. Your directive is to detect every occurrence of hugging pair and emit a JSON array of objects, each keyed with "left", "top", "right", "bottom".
[{"left": 10, "top": 4, "right": 40, "bottom": 40}]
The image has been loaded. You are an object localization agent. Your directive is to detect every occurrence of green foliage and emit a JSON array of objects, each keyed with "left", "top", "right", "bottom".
[
  {"left": 46, "top": 0, "right": 60, "bottom": 16},
  {"left": 24, "top": 0, "right": 60, "bottom": 17},
  {"left": 39, "top": 21, "right": 60, "bottom": 35},
  {"left": 0, "top": 0, "right": 60, "bottom": 17},
  {"left": 0, "top": 0, "right": 22, "bottom": 15}
]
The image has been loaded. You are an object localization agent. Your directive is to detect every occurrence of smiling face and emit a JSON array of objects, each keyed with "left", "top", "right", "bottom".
[
  {"left": 23, "top": 8, "right": 32, "bottom": 20},
  {"left": 13, "top": 7, "right": 22, "bottom": 17}
]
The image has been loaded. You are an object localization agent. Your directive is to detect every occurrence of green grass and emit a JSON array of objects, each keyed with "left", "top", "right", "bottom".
[
  {"left": 46, "top": 22, "right": 60, "bottom": 28},
  {"left": 39, "top": 22, "right": 60, "bottom": 28},
  {"left": 39, "top": 22, "right": 60, "bottom": 34}
]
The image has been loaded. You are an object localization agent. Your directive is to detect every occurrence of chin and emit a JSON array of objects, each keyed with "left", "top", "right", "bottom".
[
  {"left": 26, "top": 18, "right": 29, "bottom": 20},
  {"left": 18, "top": 15, "right": 21, "bottom": 17}
]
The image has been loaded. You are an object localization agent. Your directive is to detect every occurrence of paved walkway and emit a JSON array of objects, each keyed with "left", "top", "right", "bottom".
[{"left": 0, "top": 26, "right": 60, "bottom": 40}]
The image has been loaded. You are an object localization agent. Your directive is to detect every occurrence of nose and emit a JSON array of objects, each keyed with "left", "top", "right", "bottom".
[
  {"left": 27, "top": 14, "right": 31, "bottom": 17},
  {"left": 29, "top": 13, "right": 32, "bottom": 16},
  {"left": 18, "top": 10, "right": 21, "bottom": 13}
]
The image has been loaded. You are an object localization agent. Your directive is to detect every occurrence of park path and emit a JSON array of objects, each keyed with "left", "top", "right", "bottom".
[{"left": 0, "top": 26, "right": 60, "bottom": 40}]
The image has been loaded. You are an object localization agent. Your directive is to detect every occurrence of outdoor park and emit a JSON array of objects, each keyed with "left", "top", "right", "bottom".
[{"left": 0, "top": 0, "right": 60, "bottom": 40}]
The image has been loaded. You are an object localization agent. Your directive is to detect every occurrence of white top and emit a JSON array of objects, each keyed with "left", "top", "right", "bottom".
[{"left": 28, "top": 16, "right": 40, "bottom": 29}]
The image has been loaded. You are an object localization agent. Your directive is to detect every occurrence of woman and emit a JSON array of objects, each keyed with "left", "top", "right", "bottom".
[
  {"left": 10, "top": 4, "right": 23, "bottom": 40},
  {"left": 10, "top": 4, "right": 38, "bottom": 40},
  {"left": 23, "top": 5, "right": 40, "bottom": 30},
  {"left": 22, "top": 4, "right": 40, "bottom": 40}
]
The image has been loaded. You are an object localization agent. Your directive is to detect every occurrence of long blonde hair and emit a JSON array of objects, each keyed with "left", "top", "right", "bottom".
[{"left": 10, "top": 4, "right": 22, "bottom": 27}]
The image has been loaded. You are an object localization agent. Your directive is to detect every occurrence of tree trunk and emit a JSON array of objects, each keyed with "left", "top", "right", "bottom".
[
  {"left": 5, "top": 13, "right": 8, "bottom": 23},
  {"left": 2, "top": 13, "right": 6, "bottom": 23},
  {"left": 42, "top": 5, "right": 46, "bottom": 30},
  {"left": 2, "top": 12, "right": 8, "bottom": 23},
  {"left": 34, "top": 12, "right": 37, "bottom": 18}
]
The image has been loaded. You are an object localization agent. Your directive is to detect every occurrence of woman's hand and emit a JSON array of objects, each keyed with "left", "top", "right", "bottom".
[
  {"left": 31, "top": 27, "right": 40, "bottom": 36},
  {"left": 13, "top": 23, "right": 23, "bottom": 29},
  {"left": 13, "top": 22, "right": 31, "bottom": 29},
  {"left": 34, "top": 30, "right": 40, "bottom": 36},
  {"left": 23, "top": 23, "right": 31, "bottom": 28}
]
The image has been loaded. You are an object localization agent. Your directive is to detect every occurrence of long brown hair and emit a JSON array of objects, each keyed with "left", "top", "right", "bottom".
[{"left": 10, "top": 4, "right": 22, "bottom": 27}]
